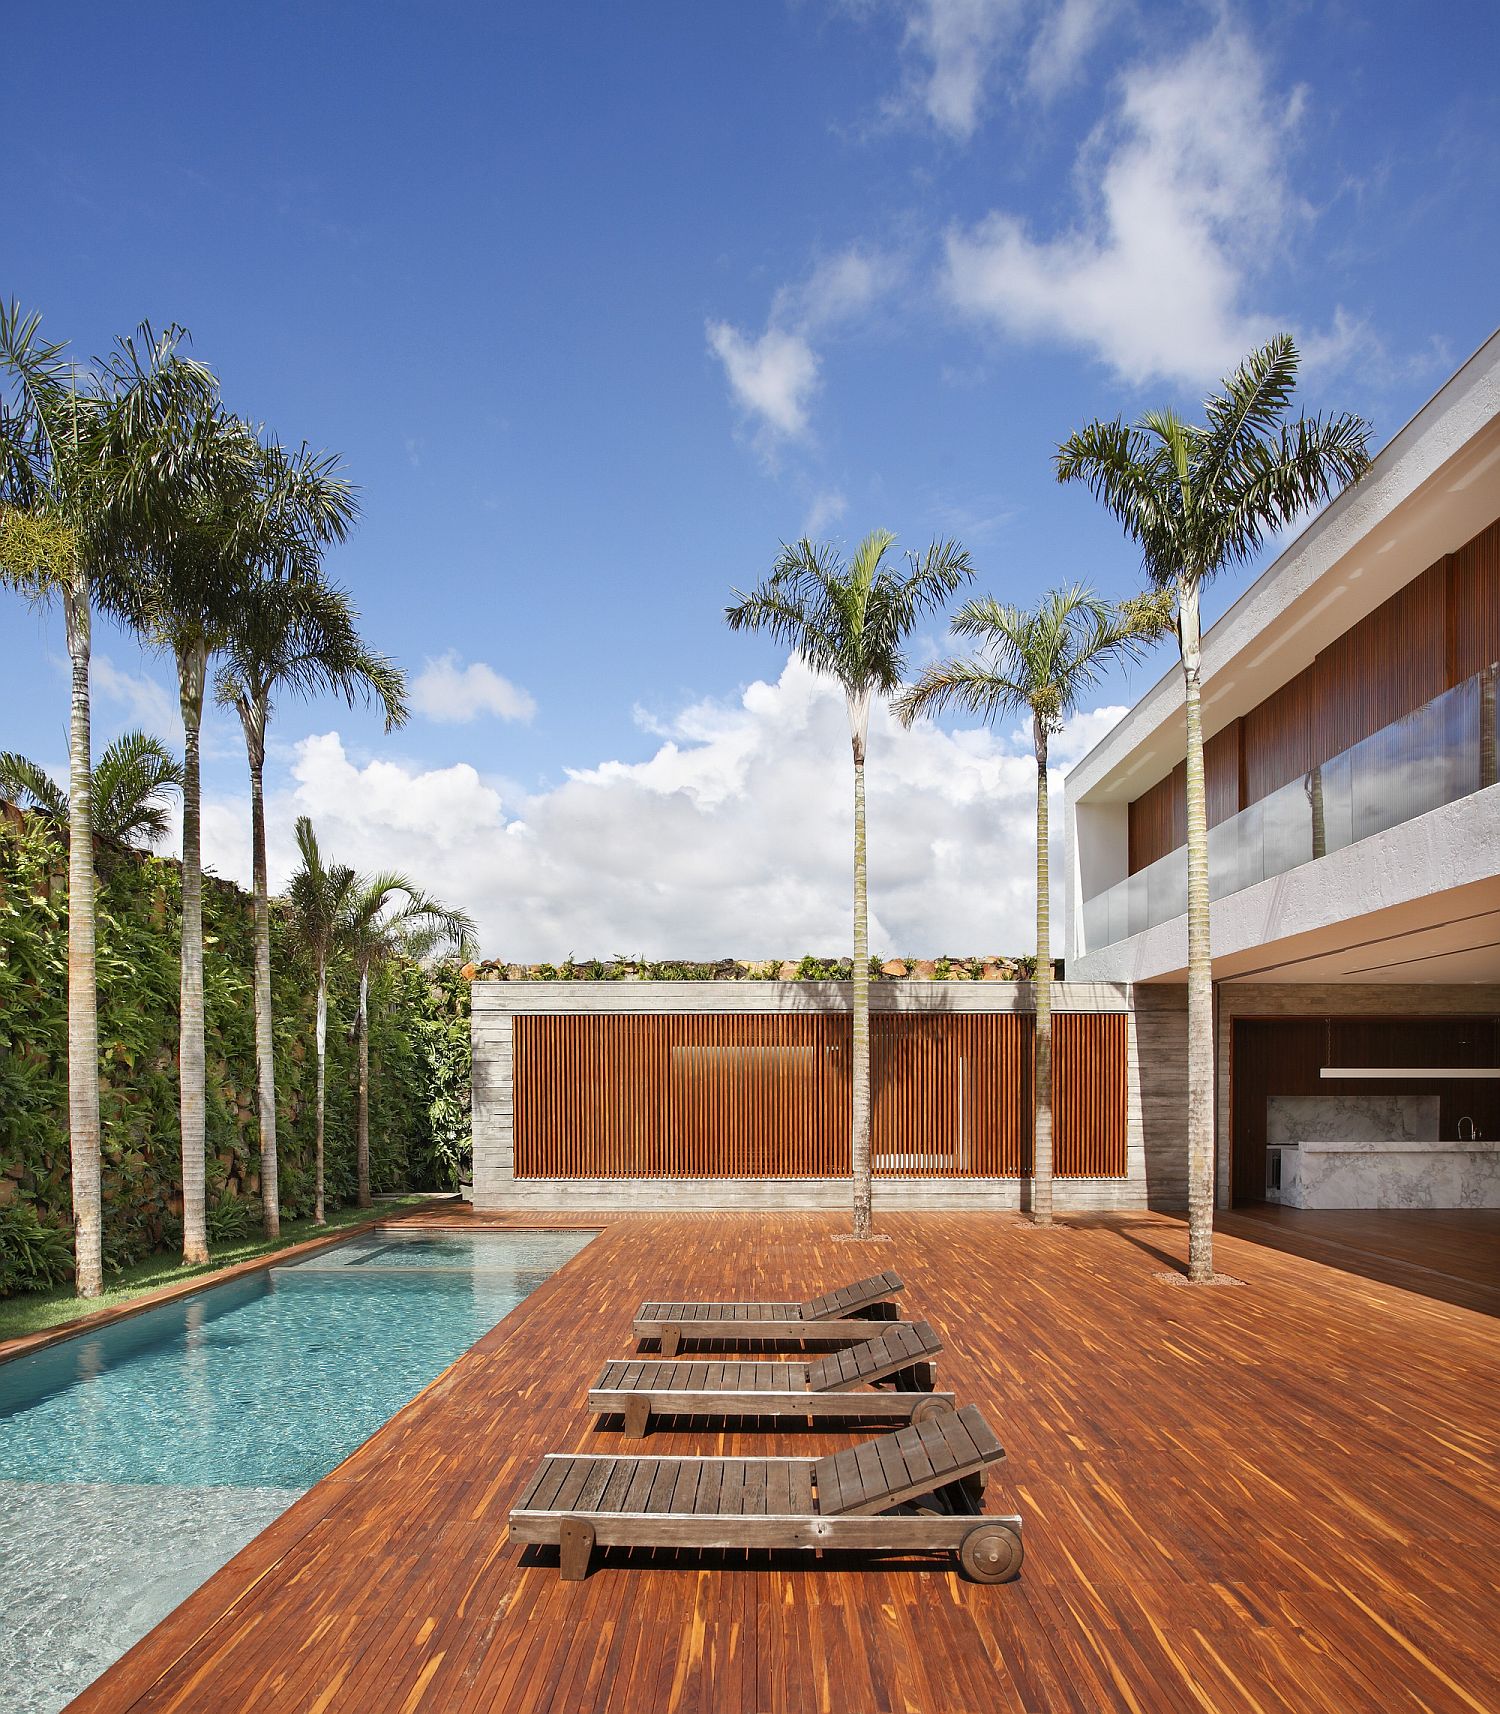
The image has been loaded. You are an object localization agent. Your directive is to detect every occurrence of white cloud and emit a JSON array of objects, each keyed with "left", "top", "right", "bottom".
[
  {"left": 202, "top": 659, "right": 1124, "bottom": 961},
  {"left": 802, "top": 489, "right": 848, "bottom": 538},
  {"left": 410, "top": 652, "right": 537, "bottom": 724},
  {"left": 943, "top": 27, "right": 1328, "bottom": 387},
  {"left": 706, "top": 322, "right": 820, "bottom": 439},
  {"left": 708, "top": 245, "right": 900, "bottom": 443},
  {"left": 93, "top": 654, "right": 181, "bottom": 735},
  {"left": 1026, "top": 0, "right": 1114, "bottom": 98},
  {"left": 900, "top": 0, "right": 1025, "bottom": 139}
]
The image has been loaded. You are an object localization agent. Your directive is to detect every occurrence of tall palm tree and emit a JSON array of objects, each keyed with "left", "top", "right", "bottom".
[
  {"left": 0, "top": 305, "right": 214, "bottom": 1296},
  {"left": 285, "top": 816, "right": 358, "bottom": 1224},
  {"left": 342, "top": 875, "right": 474, "bottom": 1207},
  {"left": 1056, "top": 337, "right": 1370, "bottom": 1280},
  {"left": 217, "top": 578, "right": 405, "bottom": 1238},
  {"left": 138, "top": 420, "right": 358, "bottom": 1262},
  {"left": 0, "top": 730, "right": 183, "bottom": 847},
  {"left": 894, "top": 586, "right": 1169, "bottom": 1225},
  {"left": 726, "top": 530, "right": 974, "bottom": 1239}
]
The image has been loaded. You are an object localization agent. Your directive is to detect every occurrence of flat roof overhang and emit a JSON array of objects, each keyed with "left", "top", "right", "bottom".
[
  {"left": 1067, "top": 330, "right": 1500, "bottom": 810},
  {"left": 1073, "top": 788, "right": 1500, "bottom": 987}
]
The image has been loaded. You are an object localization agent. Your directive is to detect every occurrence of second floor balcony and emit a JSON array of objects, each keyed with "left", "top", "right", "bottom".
[{"left": 1081, "top": 662, "right": 1499, "bottom": 954}]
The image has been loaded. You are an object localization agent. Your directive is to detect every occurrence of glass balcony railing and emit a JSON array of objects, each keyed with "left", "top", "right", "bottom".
[{"left": 1082, "top": 661, "right": 1499, "bottom": 953}]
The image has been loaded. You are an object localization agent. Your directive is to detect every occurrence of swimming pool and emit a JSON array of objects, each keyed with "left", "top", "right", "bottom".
[{"left": 0, "top": 1225, "right": 596, "bottom": 1714}]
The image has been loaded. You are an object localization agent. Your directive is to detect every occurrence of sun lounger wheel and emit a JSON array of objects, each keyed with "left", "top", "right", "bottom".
[
  {"left": 958, "top": 1523, "right": 1023, "bottom": 1584},
  {"left": 909, "top": 1395, "right": 955, "bottom": 1425}
]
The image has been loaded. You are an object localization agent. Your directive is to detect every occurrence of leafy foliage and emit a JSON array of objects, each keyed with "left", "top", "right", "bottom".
[{"left": 0, "top": 811, "right": 467, "bottom": 1294}]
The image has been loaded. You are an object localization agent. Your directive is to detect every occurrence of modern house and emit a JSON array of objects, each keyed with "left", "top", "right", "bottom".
[{"left": 1063, "top": 330, "right": 1500, "bottom": 1210}]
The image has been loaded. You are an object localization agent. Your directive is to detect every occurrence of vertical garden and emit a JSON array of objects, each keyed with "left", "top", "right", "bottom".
[{"left": 0, "top": 809, "right": 471, "bottom": 1295}]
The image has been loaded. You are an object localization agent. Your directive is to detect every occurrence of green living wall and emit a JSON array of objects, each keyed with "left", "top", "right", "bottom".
[{"left": 0, "top": 809, "right": 471, "bottom": 1288}]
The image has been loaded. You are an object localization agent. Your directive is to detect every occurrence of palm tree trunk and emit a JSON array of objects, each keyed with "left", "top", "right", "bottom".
[
  {"left": 315, "top": 962, "right": 328, "bottom": 1225},
  {"left": 1032, "top": 718, "right": 1054, "bottom": 1227},
  {"left": 62, "top": 577, "right": 103, "bottom": 1298},
  {"left": 356, "top": 963, "right": 371, "bottom": 1208},
  {"left": 177, "top": 639, "right": 209, "bottom": 1265},
  {"left": 240, "top": 689, "right": 279, "bottom": 1238},
  {"left": 848, "top": 696, "right": 872, "bottom": 1241},
  {"left": 1178, "top": 576, "right": 1216, "bottom": 1282}
]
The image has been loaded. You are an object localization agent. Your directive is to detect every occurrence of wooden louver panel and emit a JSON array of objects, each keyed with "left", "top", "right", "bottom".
[{"left": 513, "top": 1010, "right": 1128, "bottom": 1180}]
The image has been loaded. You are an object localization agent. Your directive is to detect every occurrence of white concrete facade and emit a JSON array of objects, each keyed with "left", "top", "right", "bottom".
[{"left": 1064, "top": 329, "right": 1500, "bottom": 992}]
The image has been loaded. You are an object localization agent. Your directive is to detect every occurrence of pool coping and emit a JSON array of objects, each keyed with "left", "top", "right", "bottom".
[{"left": 0, "top": 1200, "right": 452, "bottom": 1369}]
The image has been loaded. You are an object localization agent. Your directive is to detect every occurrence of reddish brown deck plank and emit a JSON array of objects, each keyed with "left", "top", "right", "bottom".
[{"left": 60, "top": 1208, "right": 1500, "bottom": 1714}]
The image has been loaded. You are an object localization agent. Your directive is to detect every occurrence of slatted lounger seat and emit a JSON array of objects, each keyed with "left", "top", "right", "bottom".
[
  {"left": 590, "top": 1320, "right": 952, "bottom": 1438},
  {"left": 510, "top": 1403, "right": 1022, "bottom": 1584},
  {"left": 633, "top": 1270, "right": 905, "bottom": 1356}
]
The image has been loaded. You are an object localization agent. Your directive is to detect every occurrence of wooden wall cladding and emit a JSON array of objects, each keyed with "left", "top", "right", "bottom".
[
  {"left": 513, "top": 1011, "right": 1128, "bottom": 1180},
  {"left": 1127, "top": 764, "right": 1185, "bottom": 873},
  {"left": 1449, "top": 519, "right": 1500, "bottom": 683},
  {"left": 1204, "top": 719, "right": 1243, "bottom": 830},
  {"left": 1127, "top": 510, "right": 1500, "bottom": 873}
]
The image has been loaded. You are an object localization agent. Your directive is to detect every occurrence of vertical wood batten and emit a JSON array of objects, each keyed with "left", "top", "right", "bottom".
[{"left": 510, "top": 1008, "right": 1126, "bottom": 1180}]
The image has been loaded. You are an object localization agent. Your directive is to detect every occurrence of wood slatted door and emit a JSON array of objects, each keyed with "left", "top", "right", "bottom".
[
  {"left": 667, "top": 1014, "right": 849, "bottom": 1178},
  {"left": 1053, "top": 1012, "right": 1128, "bottom": 1177},
  {"left": 871, "top": 1014, "right": 1030, "bottom": 1177}
]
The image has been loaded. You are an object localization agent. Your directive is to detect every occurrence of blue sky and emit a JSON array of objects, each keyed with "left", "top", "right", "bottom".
[{"left": 4, "top": 0, "right": 1497, "bottom": 956}]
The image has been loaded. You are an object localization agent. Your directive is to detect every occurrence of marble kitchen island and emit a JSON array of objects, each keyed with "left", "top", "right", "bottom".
[{"left": 1264, "top": 1094, "right": 1500, "bottom": 1209}]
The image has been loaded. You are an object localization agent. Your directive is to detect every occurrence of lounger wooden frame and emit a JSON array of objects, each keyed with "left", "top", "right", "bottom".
[
  {"left": 633, "top": 1270, "right": 905, "bottom": 1356},
  {"left": 510, "top": 1403, "right": 1022, "bottom": 1584},
  {"left": 591, "top": 1320, "right": 953, "bottom": 1438}
]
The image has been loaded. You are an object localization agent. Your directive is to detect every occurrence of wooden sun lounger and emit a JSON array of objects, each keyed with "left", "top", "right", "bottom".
[
  {"left": 510, "top": 1403, "right": 1022, "bottom": 1584},
  {"left": 590, "top": 1319, "right": 953, "bottom": 1438},
  {"left": 633, "top": 1269, "right": 905, "bottom": 1356}
]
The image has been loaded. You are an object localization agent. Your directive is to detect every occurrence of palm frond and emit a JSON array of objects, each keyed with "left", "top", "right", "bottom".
[
  {"left": 0, "top": 751, "right": 67, "bottom": 819},
  {"left": 93, "top": 730, "right": 183, "bottom": 846}
]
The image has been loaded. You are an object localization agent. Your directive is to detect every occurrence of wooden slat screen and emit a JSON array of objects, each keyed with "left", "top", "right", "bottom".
[
  {"left": 513, "top": 1010, "right": 1128, "bottom": 1179},
  {"left": 1052, "top": 1012, "right": 1128, "bottom": 1177}
]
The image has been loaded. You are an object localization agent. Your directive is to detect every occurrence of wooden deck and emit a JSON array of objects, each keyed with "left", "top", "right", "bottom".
[{"left": 68, "top": 1208, "right": 1500, "bottom": 1713}]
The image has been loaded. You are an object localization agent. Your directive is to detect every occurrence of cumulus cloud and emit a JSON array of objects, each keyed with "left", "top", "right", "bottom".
[
  {"left": 706, "top": 323, "right": 820, "bottom": 439},
  {"left": 708, "top": 245, "right": 900, "bottom": 443},
  {"left": 203, "top": 659, "right": 1121, "bottom": 960},
  {"left": 410, "top": 652, "right": 537, "bottom": 724},
  {"left": 942, "top": 26, "right": 1332, "bottom": 387}
]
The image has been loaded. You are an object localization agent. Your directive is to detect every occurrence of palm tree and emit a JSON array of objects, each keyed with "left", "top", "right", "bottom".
[
  {"left": 894, "top": 587, "right": 1169, "bottom": 1225},
  {"left": 342, "top": 874, "right": 474, "bottom": 1207},
  {"left": 726, "top": 530, "right": 974, "bottom": 1238},
  {"left": 137, "top": 418, "right": 358, "bottom": 1263},
  {"left": 1056, "top": 336, "right": 1370, "bottom": 1280},
  {"left": 285, "top": 816, "right": 359, "bottom": 1224},
  {"left": 0, "top": 305, "right": 215, "bottom": 1296},
  {"left": 0, "top": 730, "right": 183, "bottom": 847},
  {"left": 216, "top": 577, "right": 405, "bottom": 1238}
]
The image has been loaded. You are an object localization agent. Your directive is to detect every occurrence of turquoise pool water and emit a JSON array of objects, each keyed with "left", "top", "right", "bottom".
[{"left": 0, "top": 1226, "right": 595, "bottom": 1714}]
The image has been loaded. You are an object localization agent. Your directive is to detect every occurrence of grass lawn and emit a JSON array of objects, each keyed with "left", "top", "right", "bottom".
[{"left": 0, "top": 1195, "right": 438, "bottom": 1345}]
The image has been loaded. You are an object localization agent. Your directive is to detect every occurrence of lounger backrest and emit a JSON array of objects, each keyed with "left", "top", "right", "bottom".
[
  {"left": 799, "top": 1269, "right": 904, "bottom": 1320},
  {"left": 805, "top": 1319, "right": 943, "bottom": 1392},
  {"left": 812, "top": 1404, "right": 1005, "bottom": 1517}
]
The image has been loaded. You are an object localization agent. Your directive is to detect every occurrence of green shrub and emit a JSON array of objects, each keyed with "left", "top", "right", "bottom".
[
  {"left": 0, "top": 1200, "right": 74, "bottom": 1296},
  {"left": 0, "top": 812, "right": 471, "bottom": 1293}
]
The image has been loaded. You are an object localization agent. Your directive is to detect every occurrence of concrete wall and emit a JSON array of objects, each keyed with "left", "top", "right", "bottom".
[{"left": 471, "top": 980, "right": 1194, "bottom": 1214}]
